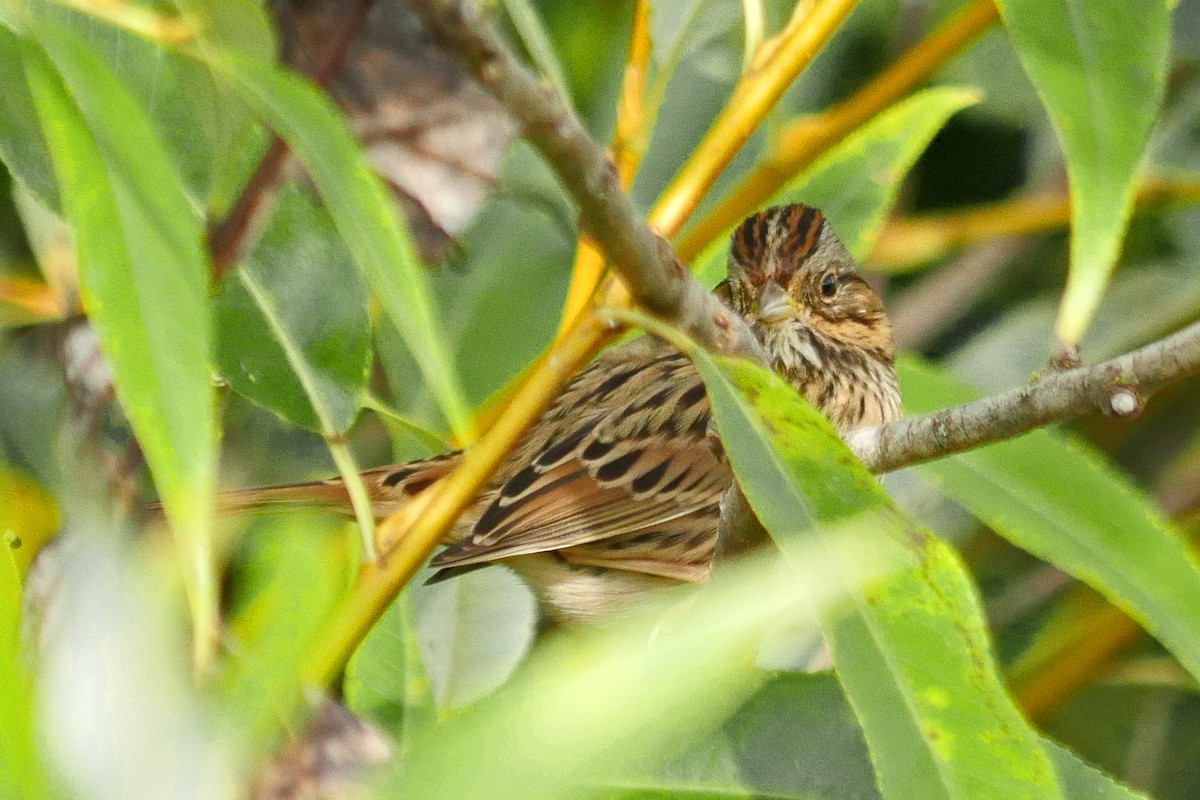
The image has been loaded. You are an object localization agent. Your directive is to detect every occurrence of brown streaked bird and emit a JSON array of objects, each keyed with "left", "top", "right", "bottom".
[{"left": 215, "top": 204, "right": 901, "bottom": 621}]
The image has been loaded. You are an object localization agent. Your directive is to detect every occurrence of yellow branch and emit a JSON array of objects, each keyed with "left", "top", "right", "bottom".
[
  {"left": 677, "top": 0, "right": 999, "bottom": 261},
  {"left": 649, "top": 0, "right": 862, "bottom": 237},
  {"left": 871, "top": 177, "right": 1200, "bottom": 272},
  {"left": 305, "top": 297, "right": 624, "bottom": 684},
  {"left": 306, "top": 0, "right": 868, "bottom": 683},
  {"left": 0, "top": 277, "right": 70, "bottom": 325},
  {"left": 556, "top": 1, "right": 651, "bottom": 339}
]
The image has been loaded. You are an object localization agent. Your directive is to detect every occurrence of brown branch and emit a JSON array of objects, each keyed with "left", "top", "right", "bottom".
[
  {"left": 408, "top": 0, "right": 1200, "bottom": 483},
  {"left": 850, "top": 320, "right": 1200, "bottom": 474},
  {"left": 405, "top": 0, "right": 763, "bottom": 361},
  {"left": 208, "top": 0, "right": 378, "bottom": 280}
]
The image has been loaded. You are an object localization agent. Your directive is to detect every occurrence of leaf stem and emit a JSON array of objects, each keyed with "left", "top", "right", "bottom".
[{"left": 328, "top": 439, "right": 379, "bottom": 563}]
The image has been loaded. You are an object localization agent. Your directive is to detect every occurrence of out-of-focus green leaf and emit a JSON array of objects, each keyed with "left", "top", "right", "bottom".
[
  {"left": 0, "top": 473, "right": 51, "bottom": 800},
  {"left": 993, "top": 0, "right": 1169, "bottom": 345},
  {"left": 38, "top": 534, "right": 235, "bottom": 800},
  {"left": 0, "top": 26, "right": 58, "bottom": 209},
  {"left": 693, "top": 87, "right": 978, "bottom": 285},
  {"left": 344, "top": 589, "right": 435, "bottom": 753},
  {"left": 899, "top": 357, "right": 1200, "bottom": 684},
  {"left": 216, "top": 514, "right": 351, "bottom": 748},
  {"left": 213, "top": 183, "right": 369, "bottom": 434},
  {"left": 25, "top": 26, "right": 216, "bottom": 638},
  {"left": 209, "top": 53, "right": 472, "bottom": 441},
  {"left": 411, "top": 565, "right": 537, "bottom": 711},
  {"left": 377, "top": 144, "right": 574, "bottom": 424},
  {"left": 950, "top": 265, "right": 1200, "bottom": 392},
  {"left": 1, "top": 468, "right": 59, "bottom": 583},
  {"left": 615, "top": 672, "right": 880, "bottom": 800},
  {"left": 692, "top": 351, "right": 1062, "bottom": 800},
  {"left": 390, "top": 533, "right": 884, "bottom": 800},
  {"left": 613, "top": 674, "right": 1149, "bottom": 800}
]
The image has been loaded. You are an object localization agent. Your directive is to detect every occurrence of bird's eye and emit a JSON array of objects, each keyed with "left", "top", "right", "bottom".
[{"left": 820, "top": 272, "right": 838, "bottom": 298}]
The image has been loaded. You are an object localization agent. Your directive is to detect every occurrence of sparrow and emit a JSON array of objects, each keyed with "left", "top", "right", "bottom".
[{"left": 216, "top": 204, "right": 900, "bottom": 621}]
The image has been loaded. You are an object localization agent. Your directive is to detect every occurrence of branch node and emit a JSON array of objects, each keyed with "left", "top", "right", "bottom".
[
  {"left": 1106, "top": 385, "right": 1143, "bottom": 418},
  {"left": 1050, "top": 344, "right": 1083, "bottom": 371}
]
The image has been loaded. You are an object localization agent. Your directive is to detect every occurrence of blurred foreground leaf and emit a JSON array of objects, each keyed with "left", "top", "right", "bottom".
[
  {"left": 25, "top": 24, "right": 216, "bottom": 659},
  {"left": 694, "top": 351, "right": 1062, "bottom": 799},
  {"left": 216, "top": 514, "right": 351, "bottom": 751},
  {"left": 390, "top": 534, "right": 890, "bottom": 800}
]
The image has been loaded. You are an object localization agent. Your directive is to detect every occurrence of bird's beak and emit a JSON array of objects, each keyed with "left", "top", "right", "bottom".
[{"left": 756, "top": 280, "right": 795, "bottom": 324}]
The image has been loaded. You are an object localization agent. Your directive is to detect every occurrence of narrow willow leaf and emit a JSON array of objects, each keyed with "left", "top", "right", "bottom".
[
  {"left": 692, "top": 351, "right": 1062, "bottom": 800},
  {"left": 209, "top": 53, "right": 472, "bottom": 440},
  {"left": 612, "top": 675, "right": 1149, "bottom": 800},
  {"left": 899, "top": 356, "right": 1200, "bottom": 683},
  {"left": 214, "top": 183, "right": 370, "bottom": 435},
  {"left": 692, "top": 87, "right": 978, "bottom": 286},
  {"left": 993, "top": 0, "right": 1169, "bottom": 345},
  {"left": 25, "top": 27, "right": 217, "bottom": 649}
]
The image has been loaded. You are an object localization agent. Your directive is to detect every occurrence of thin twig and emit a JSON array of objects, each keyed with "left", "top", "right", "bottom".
[
  {"left": 849, "top": 320, "right": 1200, "bottom": 474},
  {"left": 208, "top": 0, "right": 378, "bottom": 279},
  {"left": 408, "top": 0, "right": 763, "bottom": 359}
]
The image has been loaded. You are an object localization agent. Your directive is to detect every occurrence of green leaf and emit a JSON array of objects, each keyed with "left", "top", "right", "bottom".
[
  {"left": 214, "top": 183, "right": 370, "bottom": 435},
  {"left": 411, "top": 565, "right": 537, "bottom": 711},
  {"left": 216, "top": 514, "right": 351, "bottom": 749},
  {"left": 692, "top": 351, "right": 1062, "bottom": 800},
  {"left": 377, "top": 144, "right": 575, "bottom": 422},
  {"left": 344, "top": 589, "right": 435, "bottom": 753},
  {"left": 1045, "top": 741, "right": 1151, "bottom": 800},
  {"left": 24, "top": 25, "right": 216, "bottom": 645},
  {"left": 614, "top": 675, "right": 1149, "bottom": 800},
  {"left": 209, "top": 53, "right": 472, "bottom": 441},
  {"left": 899, "top": 356, "right": 1200, "bottom": 685},
  {"left": 0, "top": 474, "right": 52, "bottom": 800},
  {"left": 693, "top": 87, "right": 979, "bottom": 286},
  {"left": 777, "top": 87, "right": 981, "bottom": 262},
  {"left": 0, "top": 25, "right": 58, "bottom": 209},
  {"left": 993, "top": 0, "right": 1170, "bottom": 345},
  {"left": 389, "top": 530, "right": 881, "bottom": 800}
]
